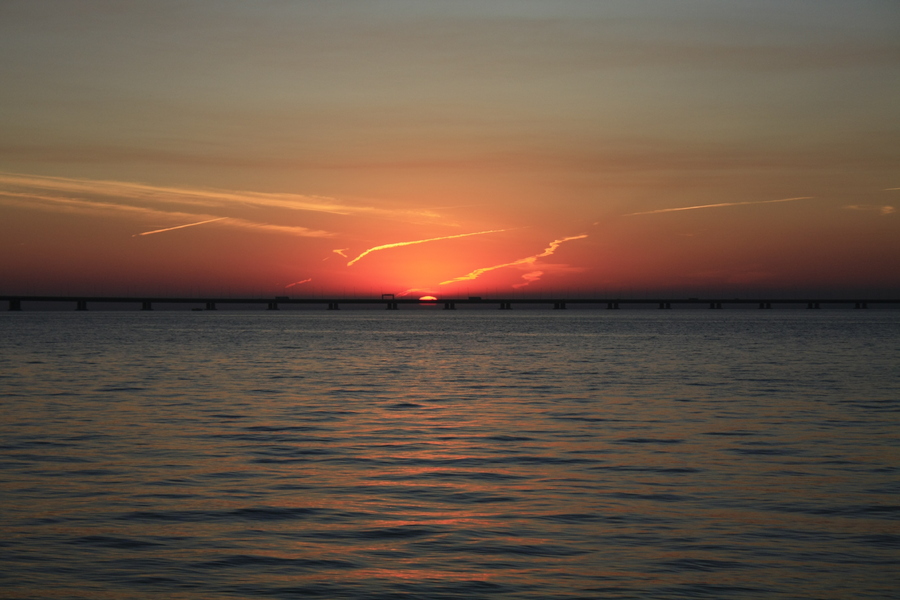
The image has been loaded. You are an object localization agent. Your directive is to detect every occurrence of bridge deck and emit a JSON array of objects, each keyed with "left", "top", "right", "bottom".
[{"left": 3, "top": 295, "right": 898, "bottom": 310}]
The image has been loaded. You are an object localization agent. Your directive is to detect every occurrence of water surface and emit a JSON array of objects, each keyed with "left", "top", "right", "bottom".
[{"left": 1, "top": 311, "right": 898, "bottom": 598}]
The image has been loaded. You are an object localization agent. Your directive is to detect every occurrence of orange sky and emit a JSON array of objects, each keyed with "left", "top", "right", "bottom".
[{"left": 1, "top": 1, "right": 898, "bottom": 297}]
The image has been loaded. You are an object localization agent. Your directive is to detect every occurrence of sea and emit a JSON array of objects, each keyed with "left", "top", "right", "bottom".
[{"left": 1, "top": 309, "right": 898, "bottom": 599}]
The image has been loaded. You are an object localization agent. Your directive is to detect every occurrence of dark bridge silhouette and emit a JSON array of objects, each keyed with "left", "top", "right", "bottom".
[{"left": 2, "top": 295, "right": 897, "bottom": 311}]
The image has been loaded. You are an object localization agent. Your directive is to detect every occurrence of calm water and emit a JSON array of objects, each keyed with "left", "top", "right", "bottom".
[{"left": 1, "top": 310, "right": 898, "bottom": 599}]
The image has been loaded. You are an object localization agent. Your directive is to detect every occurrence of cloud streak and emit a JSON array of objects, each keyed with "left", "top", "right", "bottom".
[
  {"left": 0, "top": 189, "right": 333, "bottom": 238},
  {"left": 624, "top": 197, "right": 812, "bottom": 216},
  {"left": 285, "top": 278, "right": 312, "bottom": 288},
  {"left": 513, "top": 271, "right": 544, "bottom": 289},
  {"left": 440, "top": 235, "right": 588, "bottom": 286},
  {"left": 134, "top": 217, "right": 228, "bottom": 237},
  {"left": 0, "top": 189, "right": 204, "bottom": 221},
  {"left": 0, "top": 172, "right": 444, "bottom": 227},
  {"left": 844, "top": 204, "right": 894, "bottom": 215},
  {"left": 346, "top": 229, "right": 507, "bottom": 266}
]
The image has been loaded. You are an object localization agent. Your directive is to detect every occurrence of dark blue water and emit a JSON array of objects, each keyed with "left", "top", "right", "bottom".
[{"left": 1, "top": 311, "right": 898, "bottom": 599}]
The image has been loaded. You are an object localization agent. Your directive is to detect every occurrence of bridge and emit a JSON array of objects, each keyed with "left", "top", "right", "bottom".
[{"left": 2, "top": 295, "right": 897, "bottom": 311}]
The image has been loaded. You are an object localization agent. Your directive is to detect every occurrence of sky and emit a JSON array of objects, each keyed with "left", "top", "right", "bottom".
[{"left": 1, "top": 0, "right": 898, "bottom": 298}]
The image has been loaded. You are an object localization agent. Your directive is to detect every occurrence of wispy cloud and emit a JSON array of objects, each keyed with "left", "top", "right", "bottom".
[
  {"left": 222, "top": 218, "right": 332, "bottom": 237},
  {"left": 285, "top": 278, "right": 312, "bottom": 288},
  {"left": 513, "top": 271, "right": 544, "bottom": 289},
  {"left": 333, "top": 248, "right": 349, "bottom": 257},
  {"left": 346, "top": 229, "right": 507, "bottom": 266},
  {"left": 134, "top": 217, "right": 228, "bottom": 237},
  {"left": 0, "top": 189, "right": 204, "bottom": 220},
  {"left": 0, "top": 186, "right": 334, "bottom": 238},
  {"left": 0, "top": 172, "right": 440, "bottom": 221},
  {"left": 624, "top": 196, "right": 812, "bottom": 216},
  {"left": 844, "top": 204, "right": 895, "bottom": 215},
  {"left": 440, "top": 235, "right": 588, "bottom": 287}
]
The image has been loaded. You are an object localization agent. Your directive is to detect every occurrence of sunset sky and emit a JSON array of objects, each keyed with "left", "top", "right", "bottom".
[{"left": 1, "top": 1, "right": 898, "bottom": 298}]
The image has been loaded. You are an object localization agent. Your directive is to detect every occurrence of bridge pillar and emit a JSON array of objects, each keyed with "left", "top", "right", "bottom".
[
  {"left": 328, "top": 302, "right": 339, "bottom": 310},
  {"left": 267, "top": 302, "right": 279, "bottom": 310},
  {"left": 554, "top": 302, "right": 566, "bottom": 309},
  {"left": 443, "top": 302, "right": 455, "bottom": 310},
  {"left": 9, "top": 299, "right": 21, "bottom": 311},
  {"left": 206, "top": 301, "right": 216, "bottom": 310},
  {"left": 141, "top": 301, "right": 152, "bottom": 311},
  {"left": 665, "top": 302, "right": 671, "bottom": 309},
  {"left": 386, "top": 302, "right": 398, "bottom": 310},
  {"left": 499, "top": 302, "right": 512, "bottom": 310},
  {"left": 766, "top": 303, "right": 772, "bottom": 309},
  {"left": 716, "top": 302, "right": 722, "bottom": 309},
  {"left": 76, "top": 300, "right": 87, "bottom": 311},
  {"left": 759, "top": 302, "right": 765, "bottom": 309},
  {"left": 659, "top": 302, "right": 665, "bottom": 309},
  {"left": 862, "top": 302, "right": 868, "bottom": 309},
  {"left": 710, "top": 302, "right": 716, "bottom": 309}
]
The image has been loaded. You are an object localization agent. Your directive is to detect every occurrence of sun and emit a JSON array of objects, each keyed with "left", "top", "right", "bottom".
[{"left": 418, "top": 295, "right": 438, "bottom": 302}]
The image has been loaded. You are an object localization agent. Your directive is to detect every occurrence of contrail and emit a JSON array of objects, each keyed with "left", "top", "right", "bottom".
[
  {"left": 347, "top": 229, "right": 506, "bottom": 266},
  {"left": 285, "top": 278, "right": 312, "bottom": 288},
  {"left": 624, "top": 197, "right": 812, "bottom": 216},
  {"left": 333, "top": 248, "right": 349, "bottom": 257},
  {"left": 513, "top": 271, "right": 544, "bottom": 289},
  {"left": 0, "top": 190, "right": 334, "bottom": 238},
  {"left": 0, "top": 171, "right": 442, "bottom": 220},
  {"left": 845, "top": 204, "right": 895, "bottom": 215},
  {"left": 133, "top": 217, "right": 227, "bottom": 237},
  {"left": 440, "top": 234, "right": 587, "bottom": 286}
]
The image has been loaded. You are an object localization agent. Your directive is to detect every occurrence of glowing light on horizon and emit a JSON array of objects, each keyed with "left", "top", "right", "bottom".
[
  {"left": 419, "top": 295, "right": 438, "bottom": 301},
  {"left": 133, "top": 217, "right": 228, "bottom": 236},
  {"left": 440, "top": 234, "right": 587, "bottom": 286},
  {"left": 624, "top": 196, "right": 812, "bottom": 216},
  {"left": 395, "top": 288, "right": 432, "bottom": 298},
  {"left": 346, "top": 229, "right": 506, "bottom": 266}
]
